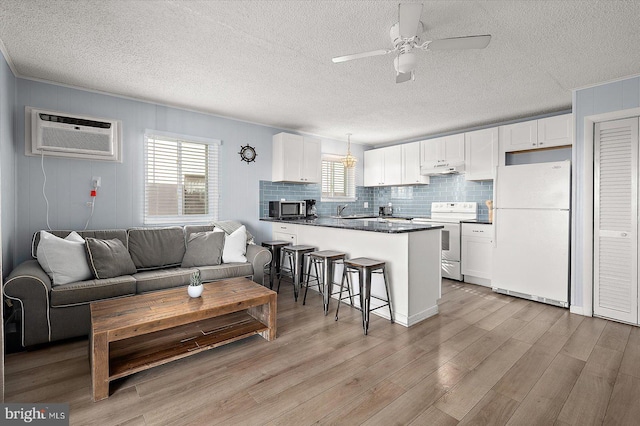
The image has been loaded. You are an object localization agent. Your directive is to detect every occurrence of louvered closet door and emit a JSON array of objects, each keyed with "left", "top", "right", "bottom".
[{"left": 594, "top": 117, "right": 639, "bottom": 323}]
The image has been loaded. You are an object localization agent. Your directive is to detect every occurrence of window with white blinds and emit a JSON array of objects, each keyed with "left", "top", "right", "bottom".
[
  {"left": 144, "top": 132, "right": 220, "bottom": 224},
  {"left": 321, "top": 154, "right": 356, "bottom": 201}
]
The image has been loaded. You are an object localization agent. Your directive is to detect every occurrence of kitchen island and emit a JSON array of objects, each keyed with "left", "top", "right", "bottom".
[{"left": 262, "top": 217, "right": 443, "bottom": 327}]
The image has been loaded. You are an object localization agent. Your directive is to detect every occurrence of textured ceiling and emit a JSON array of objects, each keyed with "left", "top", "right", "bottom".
[{"left": 1, "top": 0, "right": 640, "bottom": 145}]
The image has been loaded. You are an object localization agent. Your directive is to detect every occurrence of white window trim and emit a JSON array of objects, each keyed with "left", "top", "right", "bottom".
[
  {"left": 321, "top": 153, "right": 356, "bottom": 202},
  {"left": 144, "top": 130, "right": 221, "bottom": 225}
]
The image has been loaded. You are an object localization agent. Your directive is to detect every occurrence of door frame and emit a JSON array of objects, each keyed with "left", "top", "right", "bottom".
[{"left": 579, "top": 107, "right": 640, "bottom": 317}]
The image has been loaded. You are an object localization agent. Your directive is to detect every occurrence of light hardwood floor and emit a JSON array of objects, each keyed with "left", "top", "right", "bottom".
[{"left": 5, "top": 279, "right": 640, "bottom": 425}]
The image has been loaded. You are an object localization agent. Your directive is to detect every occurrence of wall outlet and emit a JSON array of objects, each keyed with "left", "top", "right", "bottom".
[
  {"left": 364, "top": 202, "right": 369, "bottom": 208},
  {"left": 92, "top": 176, "right": 101, "bottom": 188}
]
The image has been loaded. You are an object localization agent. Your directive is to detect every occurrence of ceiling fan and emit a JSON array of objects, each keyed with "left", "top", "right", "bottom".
[{"left": 332, "top": 3, "right": 491, "bottom": 83}]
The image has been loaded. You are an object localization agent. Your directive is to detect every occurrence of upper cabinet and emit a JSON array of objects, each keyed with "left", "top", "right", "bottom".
[
  {"left": 364, "top": 148, "right": 385, "bottom": 187},
  {"left": 402, "top": 142, "right": 430, "bottom": 185},
  {"left": 499, "top": 120, "right": 537, "bottom": 152},
  {"left": 364, "top": 143, "right": 429, "bottom": 187},
  {"left": 272, "top": 132, "right": 322, "bottom": 183},
  {"left": 364, "top": 145, "right": 402, "bottom": 187},
  {"left": 420, "top": 134, "right": 465, "bottom": 171},
  {"left": 537, "top": 114, "right": 573, "bottom": 148},
  {"left": 465, "top": 127, "right": 499, "bottom": 181},
  {"left": 500, "top": 113, "right": 572, "bottom": 155}
]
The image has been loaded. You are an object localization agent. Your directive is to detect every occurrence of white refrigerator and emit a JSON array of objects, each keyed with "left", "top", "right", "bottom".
[{"left": 492, "top": 160, "right": 570, "bottom": 307}]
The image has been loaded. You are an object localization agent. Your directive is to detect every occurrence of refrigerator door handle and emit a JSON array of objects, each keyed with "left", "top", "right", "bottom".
[
  {"left": 493, "top": 166, "right": 498, "bottom": 209},
  {"left": 492, "top": 209, "right": 498, "bottom": 248}
]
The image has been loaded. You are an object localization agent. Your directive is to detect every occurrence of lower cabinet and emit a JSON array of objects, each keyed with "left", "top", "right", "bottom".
[
  {"left": 272, "top": 223, "right": 297, "bottom": 245},
  {"left": 462, "top": 223, "right": 492, "bottom": 286}
]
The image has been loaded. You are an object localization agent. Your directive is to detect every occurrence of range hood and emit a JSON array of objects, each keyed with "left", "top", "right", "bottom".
[{"left": 420, "top": 161, "right": 465, "bottom": 175}]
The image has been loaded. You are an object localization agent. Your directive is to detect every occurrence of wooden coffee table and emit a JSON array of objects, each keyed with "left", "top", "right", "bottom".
[{"left": 90, "top": 276, "right": 276, "bottom": 401}]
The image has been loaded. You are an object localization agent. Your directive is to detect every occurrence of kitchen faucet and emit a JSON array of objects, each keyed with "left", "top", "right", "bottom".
[{"left": 337, "top": 205, "right": 348, "bottom": 216}]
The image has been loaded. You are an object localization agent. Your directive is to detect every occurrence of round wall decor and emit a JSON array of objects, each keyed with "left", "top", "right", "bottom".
[{"left": 238, "top": 144, "right": 257, "bottom": 164}]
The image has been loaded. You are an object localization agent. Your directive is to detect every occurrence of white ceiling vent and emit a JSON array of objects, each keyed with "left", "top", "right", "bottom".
[{"left": 26, "top": 107, "right": 122, "bottom": 162}]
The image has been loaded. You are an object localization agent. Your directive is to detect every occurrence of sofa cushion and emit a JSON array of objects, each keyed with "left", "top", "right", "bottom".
[
  {"left": 32, "top": 229, "right": 128, "bottom": 258},
  {"left": 134, "top": 267, "right": 198, "bottom": 293},
  {"left": 36, "top": 231, "right": 93, "bottom": 286},
  {"left": 181, "top": 231, "right": 225, "bottom": 267},
  {"left": 50, "top": 275, "right": 136, "bottom": 307},
  {"left": 128, "top": 227, "right": 186, "bottom": 270},
  {"left": 210, "top": 220, "right": 255, "bottom": 244},
  {"left": 197, "top": 263, "right": 254, "bottom": 282},
  {"left": 85, "top": 238, "right": 137, "bottom": 279},
  {"left": 184, "top": 225, "right": 215, "bottom": 241},
  {"left": 222, "top": 225, "right": 247, "bottom": 263}
]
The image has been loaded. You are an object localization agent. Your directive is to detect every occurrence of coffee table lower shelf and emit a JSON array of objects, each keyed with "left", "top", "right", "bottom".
[{"left": 109, "top": 311, "right": 267, "bottom": 380}]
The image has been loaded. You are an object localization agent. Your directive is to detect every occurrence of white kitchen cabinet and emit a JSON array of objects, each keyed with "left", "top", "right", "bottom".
[
  {"left": 364, "top": 149, "right": 384, "bottom": 187},
  {"left": 462, "top": 223, "right": 492, "bottom": 286},
  {"left": 402, "top": 142, "right": 429, "bottom": 185},
  {"left": 499, "top": 113, "right": 572, "bottom": 156},
  {"left": 272, "top": 132, "right": 321, "bottom": 183},
  {"left": 363, "top": 145, "right": 402, "bottom": 186},
  {"left": 465, "top": 127, "right": 499, "bottom": 181},
  {"left": 420, "top": 134, "right": 465, "bottom": 170},
  {"left": 272, "top": 223, "right": 297, "bottom": 245},
  {"left": 537, "top": 114, "right": 573, "bottom": 148},
  {"left": 499, "top": 120, "right": 538, "bottom": 153}
]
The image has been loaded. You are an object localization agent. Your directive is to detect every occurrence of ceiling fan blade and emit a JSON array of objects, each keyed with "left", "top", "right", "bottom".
[
  {"left": 332, "top": 49, "right": 393, "bottom": 63},
  {"left": 427, "top": 34, "right": 492, "bottom": 51},
  {"left": 396, "top": 70, "right": 414, "bottom": 84},
  {"left": 398, "top": 3, "right": 423, "bottom": 39}
]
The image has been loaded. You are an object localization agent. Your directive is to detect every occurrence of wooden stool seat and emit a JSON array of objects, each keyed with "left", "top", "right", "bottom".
[
  {"left": 344, "top": 257, "right": 386, "bottom": 269},
  {"left": 309, "top": 250, "right": 347, "bottom": 260}
]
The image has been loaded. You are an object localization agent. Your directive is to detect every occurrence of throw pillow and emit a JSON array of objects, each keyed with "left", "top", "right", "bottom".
[
  {"left": 210, "top": 220, "right": 255, "bottom": 244},
  {"left": 36, "top": 231, "right": 93, "bottom": 286},
  {"left": 181, "top": 231, "right": 225, "bottom": 267},
  {"left": 85, "top": 237, "right": 137, "bottom": 279},
  {"left": 222, "top": 225, "right": 247, "bottom": 263}
]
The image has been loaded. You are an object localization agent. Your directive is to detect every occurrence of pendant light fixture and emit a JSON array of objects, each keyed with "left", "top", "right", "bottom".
[{"left": 341, "top": 133, "right": 358, "bottom": 169}]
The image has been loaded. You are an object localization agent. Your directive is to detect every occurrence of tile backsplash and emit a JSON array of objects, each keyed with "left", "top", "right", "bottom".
[
  {"left": 259, "top": 181, "right": 374, "bottom": 217},
  {"left": 260, "top": 174, "right": 493, "bottom": 220}
]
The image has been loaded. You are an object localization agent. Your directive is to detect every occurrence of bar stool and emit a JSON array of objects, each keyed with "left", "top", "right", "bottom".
[
  {"left": 335, "top": 257, "right": 394, "bottom": 335},
  {"left": 278, "top": 245, "right": 317, "bottom": 301},
  {"left": 303, "top": 250, "right": 351, "bottom": 315},
  {"left": 261, "top": 241, "right": 291, "bottom": 289}
]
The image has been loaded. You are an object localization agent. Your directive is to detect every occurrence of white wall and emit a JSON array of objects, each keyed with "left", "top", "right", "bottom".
[
  {"left": 9, "top": 79, "right": 365, "bottom": 267},
  {"left": 573, "top": 75, "right": 640, "bottom": 312}
]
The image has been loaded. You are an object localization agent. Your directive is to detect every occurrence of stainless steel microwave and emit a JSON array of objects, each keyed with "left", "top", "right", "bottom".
[{"left": 269, "top": 200, "right": 306, "bottom": 219}]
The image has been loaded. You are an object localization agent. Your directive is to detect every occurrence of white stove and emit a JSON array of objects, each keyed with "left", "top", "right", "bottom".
[{"left": 412, "top": 202, "right": 477, "bottom": 281}]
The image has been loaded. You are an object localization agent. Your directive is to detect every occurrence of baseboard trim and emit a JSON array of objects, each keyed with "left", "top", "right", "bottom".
[
  {"left": 570, "top": 305, "right": 586, "bottom": 316},
  {"left": 369, "top": 305, "right": 438, "bottom": 328},
  {"left": 407, "top": 305, "right": 439, "bottom": 327}
]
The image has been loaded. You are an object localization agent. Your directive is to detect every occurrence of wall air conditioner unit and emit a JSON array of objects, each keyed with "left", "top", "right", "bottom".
[{"left": 26, "top": 107, "right": 122, "bottom": 162}]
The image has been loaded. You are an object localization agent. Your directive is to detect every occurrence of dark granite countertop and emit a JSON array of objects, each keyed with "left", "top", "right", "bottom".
[
  {"left": 260, "top": 217, "right": 443, "bottom": 234},
  {"left": 461, "top": 219, "right": 493, "bottom": 225}
]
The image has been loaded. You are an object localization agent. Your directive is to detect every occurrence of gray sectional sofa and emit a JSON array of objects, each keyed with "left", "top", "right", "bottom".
[{"left": 3, "top": 225, "right": 272, "bottom": 347}]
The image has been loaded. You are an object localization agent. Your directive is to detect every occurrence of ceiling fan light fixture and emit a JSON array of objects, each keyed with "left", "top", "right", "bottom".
[
  {"left": 341, "top": 133, "right": 358, "bottom": 169},
  {"left": 394, "top": 52, "right": 417, "bottom": 74}
]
